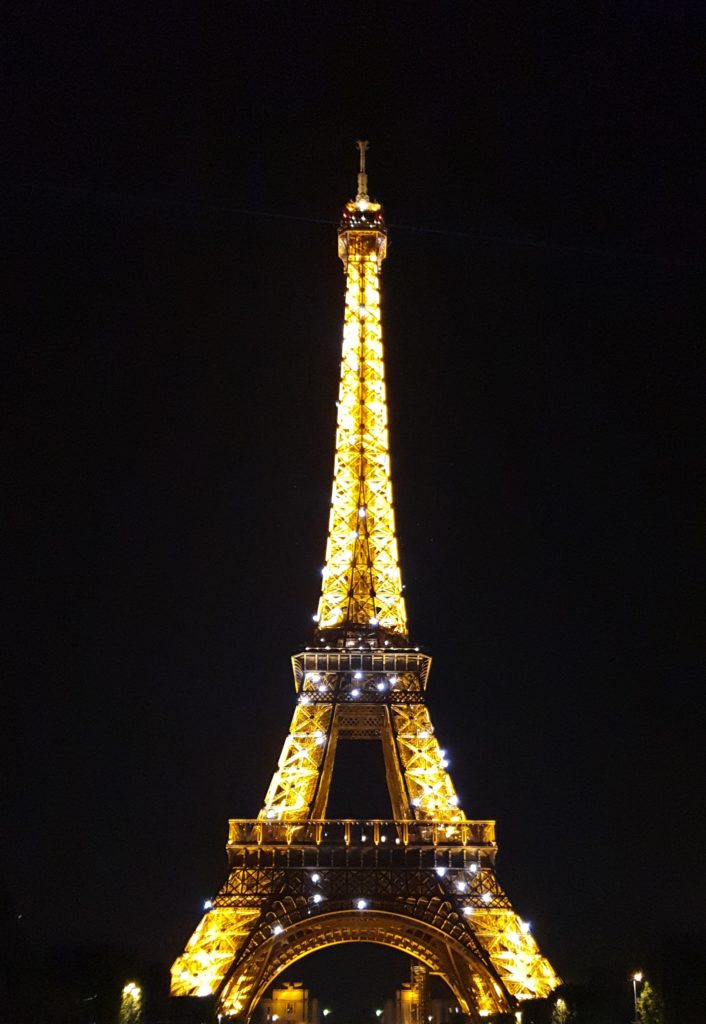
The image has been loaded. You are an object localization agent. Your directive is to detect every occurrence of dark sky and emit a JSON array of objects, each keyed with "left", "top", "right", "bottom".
[{"left": 3, "top": 0, "right": 704, "bottom": 1013}]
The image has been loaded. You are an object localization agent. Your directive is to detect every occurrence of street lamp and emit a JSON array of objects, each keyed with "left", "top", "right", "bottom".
[
  {"left": 120, "top": 982, "right": 142, "bottom": 1024},
  {"left": 631, "top": 972, "right": 643, "bottom": 1022}
]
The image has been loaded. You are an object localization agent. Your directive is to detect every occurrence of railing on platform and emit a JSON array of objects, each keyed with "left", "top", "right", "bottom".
[{"left": 227, "top": 818, "right": 496, "bottom": 848}]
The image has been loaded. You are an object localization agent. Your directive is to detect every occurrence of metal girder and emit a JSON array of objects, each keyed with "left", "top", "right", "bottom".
[
  {"left": 392, "top": 705, "right": 464, "bottom": 822},
  {"left": 259, "top": 704, "right": 332, "bottom": 820}
]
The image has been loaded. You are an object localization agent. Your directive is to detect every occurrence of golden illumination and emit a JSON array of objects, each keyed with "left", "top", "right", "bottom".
[
  {"left": 170, "top": 145, "right": 560, "bottom": 1021},
  {"left": 260, "top": 702, "right": 333, "bottom": 820},
  {"left": 392, "top": 704, "right": 463, "bottom": 820},
  {"left": 315, "top": 188, "right": 406, "bottom": 644}
]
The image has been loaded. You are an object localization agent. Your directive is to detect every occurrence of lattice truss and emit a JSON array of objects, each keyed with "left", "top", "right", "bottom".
[
  {"left": 392, "top": 704, "right": 463, "bottom": 821},
  {"left": 260, "top": 703, "right": 332, "bottom": 819},
  {"left": 315, "top": 225, "right": 407, "bottom": 639},
  {"left": 256, "top": 698, "right": 462, "bottom": 828},
  {"left": 470, "top": 906, "right": 560, "bottom": 1001},
  {"left": 171, "top": 907, "right": 261, "bottom": 1000}
]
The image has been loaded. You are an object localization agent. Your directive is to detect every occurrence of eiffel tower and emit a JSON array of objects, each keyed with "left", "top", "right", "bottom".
[{"left": 171, "top": 142, "right": 560, "bottom": 1021}]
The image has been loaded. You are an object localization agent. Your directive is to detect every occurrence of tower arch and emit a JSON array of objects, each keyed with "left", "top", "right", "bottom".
[{"left": 220, "top": 909, "right": 509, "bottom": 1021}]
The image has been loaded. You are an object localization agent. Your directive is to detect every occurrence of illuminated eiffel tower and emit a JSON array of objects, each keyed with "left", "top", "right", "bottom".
[{"left": 171, "top": 142, "right": 560, "bottom": 1020}]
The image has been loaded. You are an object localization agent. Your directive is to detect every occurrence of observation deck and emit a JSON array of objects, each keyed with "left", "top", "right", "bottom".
[
  {"left": 226, "top": 817, "right": 498, "bottom": 872},
  {"left": 220, "top": 818, "right": 506, "bottom": 911},
  {"left": 293, "top": 647, "right": 431, "bottom": 694},
  {"left": 229, "top": 817, "right": 495, "bottom": 847}
]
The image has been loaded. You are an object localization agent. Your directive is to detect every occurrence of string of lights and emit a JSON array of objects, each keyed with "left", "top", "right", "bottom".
[{"left": 8, "top": 177, "right": 701, "bottom": 267}]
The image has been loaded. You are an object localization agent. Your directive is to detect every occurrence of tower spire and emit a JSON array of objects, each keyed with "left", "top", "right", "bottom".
[
  {"left": 315, "top": 142, "right": 407, "bottom": 646},
  {"left": 356, "top": 138, "right": 369, "bottom": 201}
]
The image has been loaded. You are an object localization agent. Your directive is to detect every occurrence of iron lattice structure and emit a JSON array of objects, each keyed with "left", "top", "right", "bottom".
[{"left": 171, "top": 143, "right": 560, "bottom": 1020}]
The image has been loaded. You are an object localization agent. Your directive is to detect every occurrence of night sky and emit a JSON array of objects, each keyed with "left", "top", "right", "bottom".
[{"left": 3, "top": 1, "right": 704, "bottom": 1014}]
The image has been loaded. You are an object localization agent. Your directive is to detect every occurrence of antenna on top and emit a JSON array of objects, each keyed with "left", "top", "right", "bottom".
[{"left": 356, "top": 139, "right": 370, "bottom": 202}]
